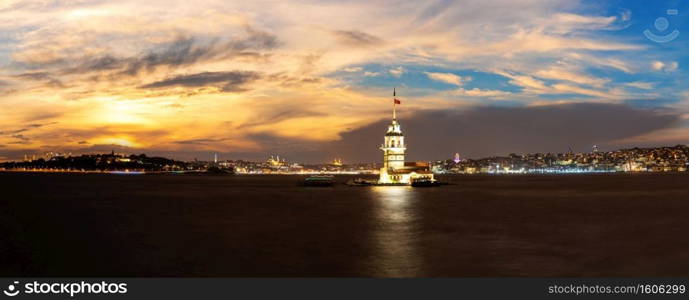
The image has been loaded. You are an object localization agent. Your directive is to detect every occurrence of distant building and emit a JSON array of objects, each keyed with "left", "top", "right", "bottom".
[
  {"left": 267, "top": 155, "right": 286, "bottom": 167},
  {"left": 378, "top": 90, "right": 434, "bottom": 184}
]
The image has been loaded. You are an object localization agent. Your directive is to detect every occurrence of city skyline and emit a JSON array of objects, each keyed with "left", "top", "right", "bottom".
[{"left": 2, "top": 0, "right": 689, "bottom": 163}]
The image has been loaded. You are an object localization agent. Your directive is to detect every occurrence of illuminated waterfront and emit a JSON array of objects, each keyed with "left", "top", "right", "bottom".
[
  {"left": 2, "top": 172, "right": 689, "bottom": 277},
  {"left": 4, "top": 144, "right": 689, "bottom": 175}
]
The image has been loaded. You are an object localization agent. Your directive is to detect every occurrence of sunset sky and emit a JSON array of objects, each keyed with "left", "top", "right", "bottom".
[{"left": 1, "top": 0, "right": 689, "bottom": 162}]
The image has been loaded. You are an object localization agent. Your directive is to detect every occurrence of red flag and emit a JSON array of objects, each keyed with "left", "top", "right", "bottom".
[{"left": 394, "top": 98, "right": 401, "bottom": 105}]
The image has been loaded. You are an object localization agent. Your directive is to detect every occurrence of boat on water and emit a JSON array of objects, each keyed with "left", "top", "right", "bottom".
[
  {"left": 411, "top": 178, "right": 442, "bottom": 187},
  {"left": 301, "top": 175, "right": 335, "bottom": 187}
]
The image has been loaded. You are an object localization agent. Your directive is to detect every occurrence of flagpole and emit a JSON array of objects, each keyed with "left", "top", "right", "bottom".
[{"left": 393, "top": 87, "right": 396, "bottom": 120}]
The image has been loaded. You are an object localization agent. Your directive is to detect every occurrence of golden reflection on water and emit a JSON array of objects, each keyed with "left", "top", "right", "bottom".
[{"left": 369, "top": 186, "right": 423, "bottom": 277}]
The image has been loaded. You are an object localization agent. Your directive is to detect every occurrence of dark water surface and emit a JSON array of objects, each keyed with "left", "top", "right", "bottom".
[{"left": 1, "top": 172, "right": 689, "bottom": 277}]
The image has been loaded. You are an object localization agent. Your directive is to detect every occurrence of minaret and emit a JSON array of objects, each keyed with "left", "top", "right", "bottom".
[{"left": 379, "top": 89, "right": 406, "bottom": 183}]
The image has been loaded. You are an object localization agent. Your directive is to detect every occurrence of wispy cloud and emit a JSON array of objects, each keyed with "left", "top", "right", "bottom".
[
  {"left": 453, "top": 88, "right": 511, "bottom": 98},
  {"left": 624, "top": 81, "right": 654, "bottom": 90},
  {"left": 389, "top": 66, "right": 405, "bottom": 77},
  {"left": 140, "top": 71, "right": 260, "bottom": 92},
  {"left": 331, "top": 30, "right": 383, "bottom": 47},
  {"left": 534, "top": 68, "right": 610, "bottom": 88},
  {"left": 424, "top": 72, "right": 469, "bottom": 86},
  {"left": 651, "top": 61, "right": 679, "bottom": 72}
]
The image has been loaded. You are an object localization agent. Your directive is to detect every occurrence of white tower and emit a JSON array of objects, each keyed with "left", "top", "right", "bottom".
[
  {"left": 381, "top": 119, "right": 406, "bottom": 170},
  {"left": 379, "top": 89, "right": 406, "bottom": 183}
]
